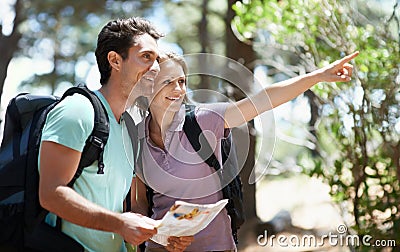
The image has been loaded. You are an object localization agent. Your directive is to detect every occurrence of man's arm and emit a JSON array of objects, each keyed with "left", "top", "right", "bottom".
[
  {"left": 224, "top": 51, "right": 359, "bottom": 128},
  {"left": 39, "top": 141, "right": 157, "bottom": 245}
]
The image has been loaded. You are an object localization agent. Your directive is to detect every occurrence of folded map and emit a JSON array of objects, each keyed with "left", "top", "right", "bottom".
[{"left": 151, "top": 199, "right": 228, "bottom": 246}]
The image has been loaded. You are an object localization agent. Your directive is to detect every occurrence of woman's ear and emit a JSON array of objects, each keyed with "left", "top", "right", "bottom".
[{"left": 108, "top": 51, "right": 122, "bottom": 71}]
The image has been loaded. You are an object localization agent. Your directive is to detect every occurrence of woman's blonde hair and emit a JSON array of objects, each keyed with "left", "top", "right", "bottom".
[{"left": 158, "top": 51, "right": 188, "bottom": 76}]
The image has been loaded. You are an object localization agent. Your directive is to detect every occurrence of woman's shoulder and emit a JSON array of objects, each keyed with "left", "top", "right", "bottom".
[{"left": 193, "top": 102, "right": 229, "bottom": 120}]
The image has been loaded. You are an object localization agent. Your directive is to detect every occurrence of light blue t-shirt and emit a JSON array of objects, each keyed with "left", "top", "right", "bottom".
[{"left": 39, "top": 90, "right": 134, "bottom": 252}]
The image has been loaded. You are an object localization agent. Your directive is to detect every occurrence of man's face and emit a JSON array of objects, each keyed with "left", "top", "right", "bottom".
[
  {"left": 120, "top": 33, "right": 159, "bottom": 97},
  {"left": 134, "top": 64, "right": 160, "bottom": 98}
]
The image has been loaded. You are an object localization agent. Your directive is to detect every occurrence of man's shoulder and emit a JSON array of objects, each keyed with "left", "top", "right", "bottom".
[
  {"left": 45, "top": 92, "right": 96, "bottom": 131},
  {"left": 57, "top": 93, "right": 95, "bottom": 116}
]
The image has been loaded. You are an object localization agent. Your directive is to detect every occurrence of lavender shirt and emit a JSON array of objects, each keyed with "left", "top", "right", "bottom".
[{"left": 137, "top": 103, "right": 236, "bottom": 251}]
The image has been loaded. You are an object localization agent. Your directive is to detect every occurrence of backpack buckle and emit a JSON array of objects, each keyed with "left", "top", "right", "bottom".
[{"left": 89, "top": 136, "right": 104, "bottom": 149}]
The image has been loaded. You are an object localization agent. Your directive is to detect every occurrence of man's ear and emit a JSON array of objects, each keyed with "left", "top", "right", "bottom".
[{"left": 108, "top": 51, "right": 122, "bottom": 71}]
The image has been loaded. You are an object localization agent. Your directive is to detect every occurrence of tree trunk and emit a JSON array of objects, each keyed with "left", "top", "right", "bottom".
[
  {"left": 0, "top": 0, "right": 23, "bottom": 111},
  {"left": 225, "top": 0, "right": 260, "bottom": 247},
  {"left": 197, "top": 0, "right": 212, "bottom": 100},
  {"left": 304, "top": 90, "right": 320, "bottom": 157}
]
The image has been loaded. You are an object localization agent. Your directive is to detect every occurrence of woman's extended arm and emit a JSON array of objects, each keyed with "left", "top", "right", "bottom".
[{"left": 224, "top": 51, "right": 359, "bottom": 128}]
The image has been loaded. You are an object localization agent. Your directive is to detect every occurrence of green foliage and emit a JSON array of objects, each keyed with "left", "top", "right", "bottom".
[
  {"left": 9, "top": 0, "right": 160, "bottom": 93},
  {"left": 3, "top": 0, "right": 229, "bottom": 96},
  {"left": 234, "top": 0, "right": 400, "bottom": 248},
  {"left": 160, "top": 0, "right": 229, "bottom": 93},
  {"left": 162, "top": 0, "right": 227, "bottom": 55}
]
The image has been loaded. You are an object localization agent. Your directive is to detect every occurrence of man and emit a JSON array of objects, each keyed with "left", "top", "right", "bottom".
[{"left": 38, "top": 17, "right": 162, "bottom": 252}]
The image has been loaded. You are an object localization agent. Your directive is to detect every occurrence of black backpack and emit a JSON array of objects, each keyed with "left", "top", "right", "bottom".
[
  {"left": 183, "top": 105, "right": 245, "bottom": 244},
  {"left": 0, "top": 84, "right": 109, "bottom": 252},
  {"left": 145, "top": 105, "right": 245, "bottom": 245}
]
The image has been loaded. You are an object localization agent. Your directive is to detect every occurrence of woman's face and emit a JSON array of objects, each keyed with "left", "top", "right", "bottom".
[{"left": 149, "top": 60, "right": 186, "bottom": 112}]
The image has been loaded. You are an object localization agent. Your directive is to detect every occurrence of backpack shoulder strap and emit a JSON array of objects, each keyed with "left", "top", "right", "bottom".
[
  {"left": 54, "top": 85, "right": 110, "bottom": 230},
  {"left": 182, "top": 106, "right": 221, "bottom": 171},
  {"left": 61, "top": 85, "right": 110, "bottom": 187},
  {"left": 122, "top": 113, "right": 153, "bottom": 216},
  {"left": 182, "top": 106, "right": 244, "bottom": 245},
  {"left": 122, "top": 111, "right": 141, "bottom": 169},
  {"left": 121, "top": 111, "right": 139, "bottom": 212}
]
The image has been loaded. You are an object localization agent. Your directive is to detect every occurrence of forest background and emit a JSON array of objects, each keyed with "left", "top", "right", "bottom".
[{"left": 0, "top": 0, "right": 399, "bottom": 251}]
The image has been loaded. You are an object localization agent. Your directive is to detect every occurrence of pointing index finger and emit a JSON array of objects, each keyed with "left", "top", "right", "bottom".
[{"left": 340, "top": 51, "right": 359, "bottom": 64}]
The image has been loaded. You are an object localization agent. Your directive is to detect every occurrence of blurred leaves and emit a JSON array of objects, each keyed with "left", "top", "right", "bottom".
[
  {"left": 2, "top": 0, "right": 161, "bottom": 95},
  {"left": 234, "top": 0, "right": 400, "bottom": 247}
]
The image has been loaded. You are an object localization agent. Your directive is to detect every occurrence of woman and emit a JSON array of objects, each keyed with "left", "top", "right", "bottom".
[{"left": 132, "top": 51, "right": 358, "bottom": 251}]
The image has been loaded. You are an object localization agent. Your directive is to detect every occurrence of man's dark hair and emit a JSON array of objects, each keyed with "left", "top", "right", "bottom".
[{"left": 95, "top": 17, "right": 164, "bottom": 85}]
